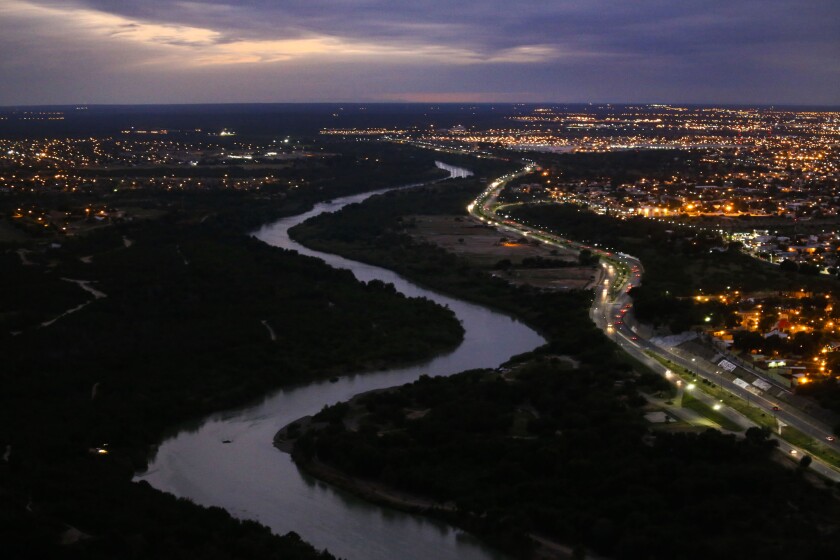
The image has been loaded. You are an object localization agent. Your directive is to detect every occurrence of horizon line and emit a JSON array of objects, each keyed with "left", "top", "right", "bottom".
[{"left": 2, "top": 101, "right": 840, "bottom": 110}]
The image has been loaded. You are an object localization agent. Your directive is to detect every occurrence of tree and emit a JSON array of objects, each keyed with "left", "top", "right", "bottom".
[
  {"left": 494, "top": 259, "right": 512, "bottom": 271},
  {"left": 799, "top": 263, "right": 820, "bottom": 276},
  {"left": 758, "top": 314, "right": 777, "bottom": 333},
  {"left": 578, "top": 249, "right": 598, "bottom": 266},
  {"left": 780, "top": 260, "right": 798, "bottom": 273}
]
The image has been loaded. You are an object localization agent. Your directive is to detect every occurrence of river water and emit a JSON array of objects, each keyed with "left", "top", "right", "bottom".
[{"left": 136, "top": 163, "right": 545, "bottom": 560}]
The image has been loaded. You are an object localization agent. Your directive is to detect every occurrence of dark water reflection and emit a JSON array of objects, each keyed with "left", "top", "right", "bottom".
[{"left": 136, "top": 163, "right": 544, "bottom": 560}]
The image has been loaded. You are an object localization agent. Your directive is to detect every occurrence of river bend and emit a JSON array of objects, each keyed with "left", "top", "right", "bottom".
[{"left": 136, "top": 163, "right": 545, "bottom": 560}]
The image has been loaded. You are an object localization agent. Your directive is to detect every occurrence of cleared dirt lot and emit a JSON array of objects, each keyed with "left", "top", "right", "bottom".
[{"left": 406, "top": 215, "right": 600, "bottom": 290}]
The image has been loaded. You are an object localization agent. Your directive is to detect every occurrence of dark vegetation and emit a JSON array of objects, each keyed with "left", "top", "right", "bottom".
[
  {"left": 2, "top": 224, "right": 464, "bottom": 449},
  {"left": 536, "top": 149, "right": 704, "bottom": 186},
  {"left": 498, "top": 150, "right": 704, "bottom": 208},
  {"left": 1, "top": 142, "right": 462, "bottom": 558},
  {"left": 799, "top": 379, "right": 840, "bottom": 423},
  {"left": 298, "top": 364, "right": 840, "bottom": 560},
  {"left": 290, "top": 164, "right": 840, "bottom": 559},
  {"left": 0, "top": 141, "right": 449, "bottom": 238},
  {"left": 291, "top": 175, "right": 619, "bottom": 357}
]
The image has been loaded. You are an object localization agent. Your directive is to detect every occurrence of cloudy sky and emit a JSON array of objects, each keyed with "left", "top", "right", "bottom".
[{"left": 1, "top": 0, "right": 837, "bottom": 105}]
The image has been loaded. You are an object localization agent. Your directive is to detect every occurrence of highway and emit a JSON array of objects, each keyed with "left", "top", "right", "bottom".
[{"left": 468, "top": 164, "right": 840, "bottom": 482}]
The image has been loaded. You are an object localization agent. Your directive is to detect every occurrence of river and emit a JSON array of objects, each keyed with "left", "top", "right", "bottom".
[{"left": 136, "top": 162, "right": 546, "bottom": 560}]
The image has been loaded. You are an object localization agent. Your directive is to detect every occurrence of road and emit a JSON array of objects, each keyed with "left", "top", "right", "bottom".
[{"left": 468, "top": 164, "right": 840, "bottom": 482}]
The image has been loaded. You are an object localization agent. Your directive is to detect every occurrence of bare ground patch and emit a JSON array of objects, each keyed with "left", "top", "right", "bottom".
[{"left": 406, "top": 215, "right": 599, "bottom": 290}]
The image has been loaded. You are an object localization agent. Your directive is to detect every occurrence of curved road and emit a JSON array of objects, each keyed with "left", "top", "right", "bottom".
[{"left": 468, "top": 163, "right": 840, "bottom": 481}]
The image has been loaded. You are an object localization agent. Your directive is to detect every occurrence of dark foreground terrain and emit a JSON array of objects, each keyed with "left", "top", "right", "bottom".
[
  {"left": 1, "top": 142, "right": 463, "bottom": 558},
  {"left": 289, "top": 173, "right": 840, "bottom": 559}
]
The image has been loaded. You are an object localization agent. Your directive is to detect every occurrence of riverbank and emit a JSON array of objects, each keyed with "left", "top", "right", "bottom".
[
  {"left": 278, "top": 433, "right": 455, "bottom": 514},
  {"left": 137, "top": 160, "right": 540, "bottom": 560},
  {"left": 275, "top": 399, "right": 587, "bottom": 560},
  {"left": 280, "top": 166, "right": 840, "bottom": 559},
  {"left": 0, "top": 148, "right": 474, "bottom": 559},
  {"left": 274, "top": 386, "right": 455, "bottom": 513}
]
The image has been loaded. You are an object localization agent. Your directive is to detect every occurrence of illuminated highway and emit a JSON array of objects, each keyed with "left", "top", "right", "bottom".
[{"left": 468, "top": 164, "right": 840, "bottom": 482}]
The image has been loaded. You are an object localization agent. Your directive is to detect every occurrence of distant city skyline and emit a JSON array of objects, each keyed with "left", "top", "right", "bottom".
[{"left": 1, "top": 0, "right": 838, "bottom": 106}]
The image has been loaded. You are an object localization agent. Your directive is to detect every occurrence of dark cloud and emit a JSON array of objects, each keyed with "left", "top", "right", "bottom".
[
  {"left": 39, "top": 0, "right": 837, "bottom": 53},
  {"left": 1, "top": 0, "right": 838, "bottom": 104}
]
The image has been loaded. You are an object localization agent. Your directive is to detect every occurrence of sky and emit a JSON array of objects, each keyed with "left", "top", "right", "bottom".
[{"left": 0, "top": 0, "right": 838, "bottom": 105}]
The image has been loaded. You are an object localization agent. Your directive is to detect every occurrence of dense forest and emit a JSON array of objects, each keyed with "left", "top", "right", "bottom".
[
  {"left": 296, "top": 363, "right": 840, "bottom": 559},
  {"left": 289, "top": 171, "right": 840, "bottom": 559},
  {"left": 0, "top": 142, "right": 462, "bottom": 558},
  {"left": 291, "top": 177, "right": 614, "bottom": 356}
]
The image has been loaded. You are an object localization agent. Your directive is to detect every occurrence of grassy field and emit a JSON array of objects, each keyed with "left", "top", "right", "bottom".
[
  {"left": 407, "top": 215, "right": 598, "bottom": 290},
  {"left": 646, "top": 351, "right": 840, "bottom": 470},
  {"left": 781, "top": 425, "right": 840, "bottom": 466},
  {"left": 681, "top": 390, "right": 744, "bottom": 431}
]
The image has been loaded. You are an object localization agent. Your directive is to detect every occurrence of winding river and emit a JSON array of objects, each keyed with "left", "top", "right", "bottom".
[{"left": 136, "top": 163, "right": 545, "bottom": 560}]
